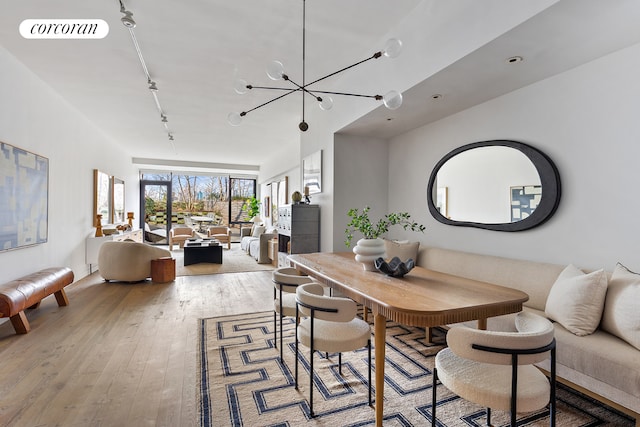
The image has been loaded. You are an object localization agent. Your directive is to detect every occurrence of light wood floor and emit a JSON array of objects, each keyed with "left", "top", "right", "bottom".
[{"left": 0, "top": 270, "right": 274, "bottom": 427}]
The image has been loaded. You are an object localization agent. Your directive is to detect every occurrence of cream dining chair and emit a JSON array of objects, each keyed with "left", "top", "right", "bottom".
[
  {"left": 295, "top": 282, "right": 372, "bottom": 418},
  {"left": 271, "top": 267, "right": 314, "bottom": 362},
  {"left": 432, "top": 311, "right": 556, "bottom": 427}
]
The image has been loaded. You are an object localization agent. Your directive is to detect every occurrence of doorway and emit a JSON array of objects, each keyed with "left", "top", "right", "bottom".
[{"left": 140, "top": 180, "right": 172, "bottom": 245}]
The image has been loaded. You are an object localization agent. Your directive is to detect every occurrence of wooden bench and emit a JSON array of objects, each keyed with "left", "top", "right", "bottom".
[{"left": 0, "top": 267, "right": 74, "bottom": 334}]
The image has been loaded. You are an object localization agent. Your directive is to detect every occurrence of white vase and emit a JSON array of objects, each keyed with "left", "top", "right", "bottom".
[{"left": 353, "top": 238, "right": 386, "bottom": 271}]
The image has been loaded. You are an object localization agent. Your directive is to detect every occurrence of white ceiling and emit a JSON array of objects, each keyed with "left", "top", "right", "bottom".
[
  {"left": 341, "top": 0, "right": 640, "bottom": 137},
  {"left": 0, "top": 0, "right": 421, "bottom": 172},
  {"left": 2, "top": 1, "right": 640, "bottom": 173}
]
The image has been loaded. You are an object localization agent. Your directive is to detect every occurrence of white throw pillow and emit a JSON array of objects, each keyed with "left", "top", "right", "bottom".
[
  {"left": 544, "top": 264, "right": 607, "bottom": 336},
  {"left": 251, "top": 225, "right": 265, "bottom": 237},
  {"left": 601, "top": 263, "right": 640, "bottom": 350},
  {"left": 384, "top": 240, "right": 419, "bottom": 262}
]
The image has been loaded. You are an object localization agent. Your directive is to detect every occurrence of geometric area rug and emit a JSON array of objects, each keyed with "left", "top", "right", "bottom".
[{"left": 197, "top": 311, "right": 635, "bottom": 427}]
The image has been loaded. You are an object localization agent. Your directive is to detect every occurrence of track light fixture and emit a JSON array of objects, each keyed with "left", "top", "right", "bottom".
[
  {"left": 118, "top": 0, "right": 175, "bottom": 150},
  {"left": 228, "top": 0, "right": 403, "bottom": 132}
]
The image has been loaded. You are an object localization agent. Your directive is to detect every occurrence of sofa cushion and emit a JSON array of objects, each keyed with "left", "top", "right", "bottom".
[
  {"left": 240, "top": 236, "right": 257, "bottom": 252},
  {"left": 601, "top": 263, "right": 640, "bottom": 350},
  {"left": 549, "top": 323, "right": 640, "bottom": 399},
  {"left": 384, "top": 239, "right": 419, "bottom": 262},
  {"left": 251, "top": 225, "right": 265, "bottom": 237},
  {"left": 545, "top": 264, "right": 607, "bottom": 336}
]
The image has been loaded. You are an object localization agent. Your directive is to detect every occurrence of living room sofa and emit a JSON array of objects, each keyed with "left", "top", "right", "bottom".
[
  {"left": 98, "top": 241, "right": 171, "bottom": 282},
  {"left": 415, "top": 246, "right": 639, "bottom": 424},
  {"left": 240, "top": 225, "right": 276, "bottom": 264}
]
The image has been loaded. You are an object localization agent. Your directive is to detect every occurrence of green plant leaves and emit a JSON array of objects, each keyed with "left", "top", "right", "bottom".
[{"left": 344, "top": 206, "right": 425, "bottom": 247}]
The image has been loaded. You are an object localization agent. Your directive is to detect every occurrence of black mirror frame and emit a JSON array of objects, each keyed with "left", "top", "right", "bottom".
[{"left": 427, "top": 140, "right": 561, "bottom": 232}]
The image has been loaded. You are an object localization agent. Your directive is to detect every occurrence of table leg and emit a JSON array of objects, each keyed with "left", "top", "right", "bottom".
[
  {"left": 374, "top": 313, "right": 386, "bottom": 427},
  {"left": 477, "top": 317, "right": 487, "bottom": 330}
]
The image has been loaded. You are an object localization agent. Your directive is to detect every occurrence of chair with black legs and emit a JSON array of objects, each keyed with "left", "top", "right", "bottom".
[
  {"left": 432, "top": 311, "right": 556, "bottom": 427},
  {"left": 272, "top": 267, "right": 313, "bottom": 362},
  {"left": 294, "top": 282, "right": 372, "bottom": 418}
]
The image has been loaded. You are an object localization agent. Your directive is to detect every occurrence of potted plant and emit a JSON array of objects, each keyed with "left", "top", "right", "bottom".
[
  {"left": 345, "top": 206, "right": 425, "bottom": 270},
  {"left": 243, "top": 196, "right": 260, "bottom": 221}
]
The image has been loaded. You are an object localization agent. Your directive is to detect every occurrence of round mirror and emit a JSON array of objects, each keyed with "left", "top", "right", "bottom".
[{"left": 427, "top": 140, "right": 561, "bottom": 231}]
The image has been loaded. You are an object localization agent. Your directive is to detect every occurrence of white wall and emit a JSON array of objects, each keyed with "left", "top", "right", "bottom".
[
  {"left": 0, "top": 47, "right": 138, "bottom": 281},
  {"left": 333, "top": 134, "right": 389, "bottom": 251},
  {"left": 388, "top": 41, "right": 640, "bottom": 271}
]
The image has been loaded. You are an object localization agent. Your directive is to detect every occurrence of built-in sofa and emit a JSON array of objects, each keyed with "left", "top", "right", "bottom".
[{"left": 417, "top": 246, "right": 639, "bottom": 425}]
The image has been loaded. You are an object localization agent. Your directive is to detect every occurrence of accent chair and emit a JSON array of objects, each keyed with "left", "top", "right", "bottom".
[
  {"left": 169, "top": 226, "right": 195, "bottom": 250},
  {"left": 207, "top": 225, "right": 231, "bottom": 249},
  {"left": 432, "top": 311, "right": 556, "bottom": 427}
]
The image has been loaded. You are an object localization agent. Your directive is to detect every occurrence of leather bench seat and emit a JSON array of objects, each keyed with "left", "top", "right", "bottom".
[{"left": 0, "top": 267, "right": 75, "bottom": 334}]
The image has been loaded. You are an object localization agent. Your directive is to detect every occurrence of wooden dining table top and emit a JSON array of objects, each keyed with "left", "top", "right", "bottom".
[{"left": 288, "top": 252, "right": 529, "bottom": 327}]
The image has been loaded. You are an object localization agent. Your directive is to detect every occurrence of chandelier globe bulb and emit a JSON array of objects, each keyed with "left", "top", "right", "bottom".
[
  {"left": 234, "top": 78, "right": 248, "bottom": 95},
  {"left": 228, "top": 112, "right": 243, "bottom": 126},
  {"left": 319, "top": 96, "right": 333, "bottom": 111},
  {"left": 266, "top": 60, "right": 285, "bottom": 81},
  {"left": 383, "top": 38, "right": 403, "bottom": 58},
  {"left": 383, "top": 90, "right": 403, "bottom": 110}
]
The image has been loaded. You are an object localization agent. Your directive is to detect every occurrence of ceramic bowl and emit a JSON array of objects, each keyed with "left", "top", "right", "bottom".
[{"left": 374, "top": 256, "right": 415, "bottom": 277}]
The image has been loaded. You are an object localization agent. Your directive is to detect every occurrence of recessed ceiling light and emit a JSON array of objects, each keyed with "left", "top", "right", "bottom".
[{"left": 506, "top": 56, "right": 523, "bottom": 64}]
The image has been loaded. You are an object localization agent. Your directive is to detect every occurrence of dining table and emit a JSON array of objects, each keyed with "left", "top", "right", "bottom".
[
  {"left": 189, "top": 215, "right": 213, "bottom": 232},
  {"left": 288, "top": 252, "right": 529, "bottom": 427}
]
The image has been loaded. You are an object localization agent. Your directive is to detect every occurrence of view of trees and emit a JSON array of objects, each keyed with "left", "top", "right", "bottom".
[{"left": 141, "top": 173, "right": 255, "bottom": 225}]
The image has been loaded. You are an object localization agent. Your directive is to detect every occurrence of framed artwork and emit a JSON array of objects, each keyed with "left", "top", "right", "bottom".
[
  {"left": 510, "top": 185, "right": 542, "bottom": 221},
  {"left": 270, "top": 182, "right": 278, "bottom": 222},
  {"left": 0, "top": 142, "right": 49, "bottom": 251},
  {"left": 278, "top": 176, "right": 288, "bottom": 206},
  {"left": 302, "top": 150, "right": 322, "bottom": 194},
  {"left": 263, "top": 196, "right": 270, "bottom": 217}
]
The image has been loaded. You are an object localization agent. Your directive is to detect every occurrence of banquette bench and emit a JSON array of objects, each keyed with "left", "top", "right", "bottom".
[
  {"left": 0, "top": 267, "right": 74, "bottom": 334},
  {"left": 416, "top": 246, "right": 639, "bottom": 425}
]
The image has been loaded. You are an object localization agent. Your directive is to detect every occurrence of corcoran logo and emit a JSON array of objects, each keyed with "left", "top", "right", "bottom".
[{"left": 19, "top": 19, "right": 109, "bottom": 39}]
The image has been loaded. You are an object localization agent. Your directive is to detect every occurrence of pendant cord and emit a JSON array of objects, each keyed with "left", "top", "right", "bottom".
[{"left": 302, "top": 0, "right": 306, "bottom": 124}]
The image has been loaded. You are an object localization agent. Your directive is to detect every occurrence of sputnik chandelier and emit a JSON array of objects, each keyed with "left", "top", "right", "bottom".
[{"left": 228, "top": 0, "right": 404, "bottom": 132}]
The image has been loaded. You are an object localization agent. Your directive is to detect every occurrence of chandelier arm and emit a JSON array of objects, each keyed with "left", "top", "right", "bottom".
[
  {"left": 311, "top": 90, "right": 382, "bottom": 100},
  {"left": 249, "top": 85, "right": 302, "bottom": 91},
  {"left": 242, "top": 89, "right": 299, "bottom": 115},
  {"left": 281, "top": 76, "right": 325, "bottom": 100},
  {"left": 306, "top": 53, "right": 382, "bottom": 87}
]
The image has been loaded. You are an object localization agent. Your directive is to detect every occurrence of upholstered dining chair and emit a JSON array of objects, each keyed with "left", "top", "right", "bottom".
[
  {"left": 295, "top": 282, "right": 372, "bottom": 418},
  {"left": 272, "top": 267, "right": 314, "bottom": 362},
  {"left": 432, "top": 311, "right": 556, "bottom": 427}
]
